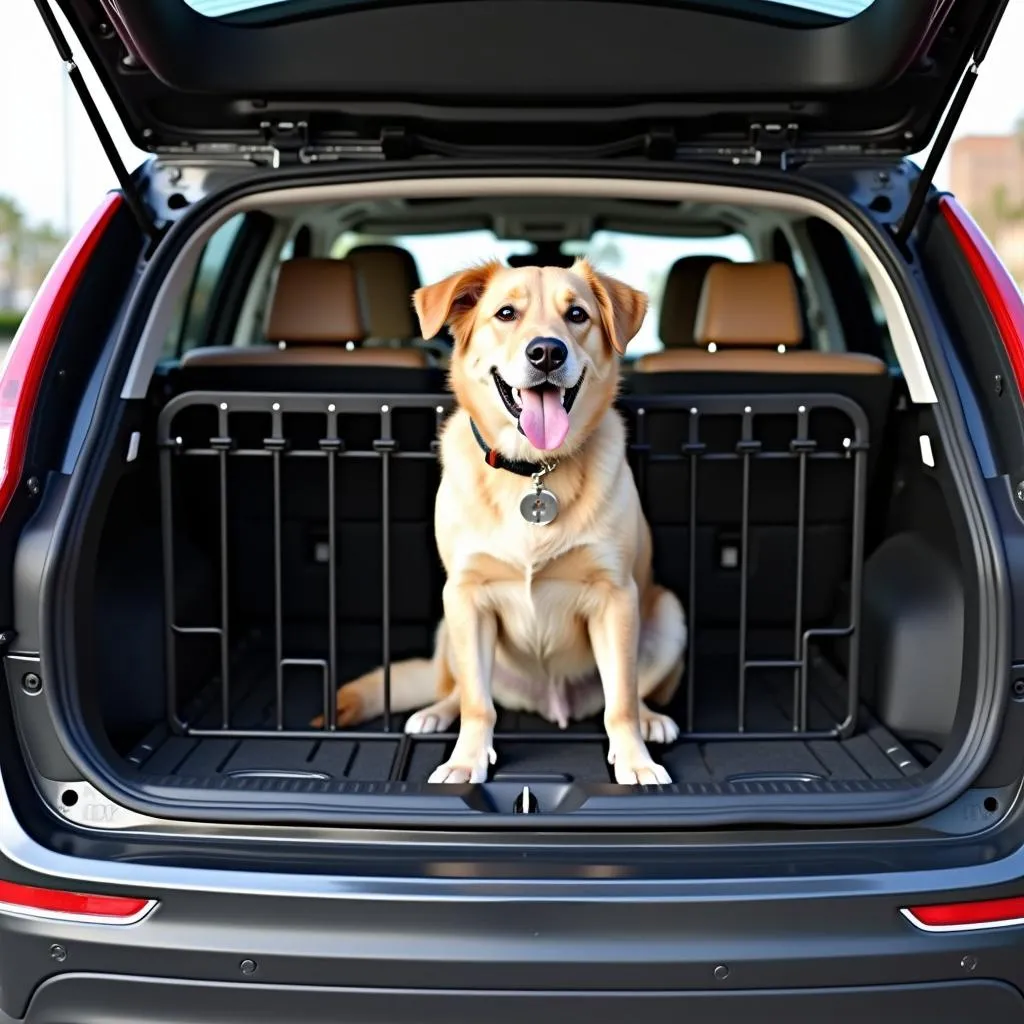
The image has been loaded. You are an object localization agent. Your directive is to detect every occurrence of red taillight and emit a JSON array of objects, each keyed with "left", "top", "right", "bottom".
[
  {"left": 0, "top": 194, "right": 123, "bottom": 520},
  {"left": 902, "top": 896, "right": 1024, "bottom": 932},
  {"left": 0, "top": 878, "right": 154, "bottom": 924},
  {"left": 939, "top": 195, "right": 1024, "bottom": 398}
]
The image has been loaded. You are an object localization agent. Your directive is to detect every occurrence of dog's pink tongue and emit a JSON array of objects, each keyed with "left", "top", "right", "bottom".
[{"left": 519, "top": 386, "right": 569, "bottom": 451}]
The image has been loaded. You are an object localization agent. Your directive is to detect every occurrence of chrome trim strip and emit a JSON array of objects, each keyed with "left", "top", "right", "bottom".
[
  {"left": 0, "top": 897, "right": 157, "bottom": 927},
  {"left": 899, "top": 906, "right": 1024, "bottom": 933}
]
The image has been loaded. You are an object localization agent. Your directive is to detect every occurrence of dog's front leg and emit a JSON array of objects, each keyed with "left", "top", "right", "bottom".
[
  {"left": 428, "top": 580, "right": 498, "bottom": 784},
  {"left": 589, "top": 582, "right": 671, "bottom": 785}
]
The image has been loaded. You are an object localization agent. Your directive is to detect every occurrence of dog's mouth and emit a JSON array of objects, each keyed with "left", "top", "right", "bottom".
[{"left": 491, "top": 369, "right": 585, "bottom": 451}]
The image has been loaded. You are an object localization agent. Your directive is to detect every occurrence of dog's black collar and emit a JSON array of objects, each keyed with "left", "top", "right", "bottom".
[{"left": 470, "top": 419, "right": 551, "bottom": 478}]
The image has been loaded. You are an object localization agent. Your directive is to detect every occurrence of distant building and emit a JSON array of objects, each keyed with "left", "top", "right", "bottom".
[
  {"left": 991, "top": 221, "right": 1024, "bottom": 285},
  {"left": 950, "top": 134, "right": 1024, "bottom": 285},
  {"left": 950, "top": 134, "right": 1024, "bottom": 216},
  {"left": 0, "top": 230, "right": 65, "bottom": 312}
]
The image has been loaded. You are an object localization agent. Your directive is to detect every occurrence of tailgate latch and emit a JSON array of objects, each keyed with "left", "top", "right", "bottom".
[{"left": 513, "top": 785, "right": 540, "bottom": 814}]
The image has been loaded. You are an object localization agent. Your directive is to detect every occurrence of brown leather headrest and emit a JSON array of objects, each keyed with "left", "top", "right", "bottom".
[
  {"left": 695, "top": 262, "right": 803, "bottom": 349},
  {"left": 658, "top": 255, "right": 730, "bottom": 349},
  {"left": 266, "top": 258, "right": 366, "bottom": 345},
  {"left": 347, "top": 245, "right": 421, "bottom": 340}
]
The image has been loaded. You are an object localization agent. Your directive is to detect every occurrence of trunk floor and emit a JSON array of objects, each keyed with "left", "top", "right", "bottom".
[{"left": 128, "top": 658, "right": 923, "bottom": 786}]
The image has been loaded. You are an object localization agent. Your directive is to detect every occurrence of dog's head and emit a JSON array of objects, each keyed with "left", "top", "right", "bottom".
[{"left": 414, "top": 259, "right": 647, "bottom": 455}]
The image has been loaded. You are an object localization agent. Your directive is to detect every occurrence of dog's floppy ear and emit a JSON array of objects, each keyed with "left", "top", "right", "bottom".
[
  {"left": 575, "top": 260, "right": 648, "bottom": 356},
  {"left": 413, "top": 261, "right": 501, "bottom": 345}
]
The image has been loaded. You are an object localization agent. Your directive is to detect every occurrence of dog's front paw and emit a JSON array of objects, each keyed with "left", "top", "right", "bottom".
[
  {"left": 608, "top": 735, "right": 671, "bottom": 786},
  {"left": 428, "top": 743, "right": 496, "bottom": 784},
  {"left": 639, "top": 706, "right": 680, "bottom": 745},
  {"left": 406, "top": 702, "right": 458, "bottom": 735}
]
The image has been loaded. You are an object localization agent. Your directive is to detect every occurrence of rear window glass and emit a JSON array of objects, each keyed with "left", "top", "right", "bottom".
[
  {"left": 162, "top": 214, "right": 245, "bottom": 357},
  {"left": 183, "top": 0, "right": 875, "bottom": 21},
  {"left": 758, "top": 0, "right": 874, "bottom": 16},
  {"left": 332, "top": 228, "right": 754, "bottom": 358}
]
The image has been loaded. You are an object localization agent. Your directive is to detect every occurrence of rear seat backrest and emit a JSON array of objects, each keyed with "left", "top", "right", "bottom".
[
  {"left": 658, "top": 254, "right": 732, "bottom": 350},
  {"left": 347, "top": 244, "right": 422, "bottom": 344},
  {"left": 637, "top": 262, "right": 886, "bottom": 375},
  {"left": 180, "top": 257, "right": 429, "bottom": 369}
]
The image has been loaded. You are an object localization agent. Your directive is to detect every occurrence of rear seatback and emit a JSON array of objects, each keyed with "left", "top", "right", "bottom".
[
  {"left": 653, "top": 254, "right": 732, "bottom": 356},
  {"left": 348, "top": 244, "right": 452, "bottom": 365},
  {"left": 347, "top": 244, "right": 421, "bottom": 344},
  {"left": 181, "top": 257, "right": 429, "bottom": 370},
  {"left": 636, "top": 262, "right": 883, "bottom": 375},
  {"left": 174, "top": 256, "right": 446, "bottom": 394},
  {"left": 624, "top": 261, "right": 892, "bottom": 658}
]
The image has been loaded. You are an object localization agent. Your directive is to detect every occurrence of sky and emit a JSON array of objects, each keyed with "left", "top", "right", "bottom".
[{"left": 1, "top": 1, "right": 1023, "bottom": 231}]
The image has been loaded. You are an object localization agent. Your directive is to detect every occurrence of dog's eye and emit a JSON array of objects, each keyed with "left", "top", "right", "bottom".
[
  {"left": 495, "top": 305, "right": 517, "bottom": 322},
  {"left": 566, "top": 305, "right": 589, "bottom": 324}
]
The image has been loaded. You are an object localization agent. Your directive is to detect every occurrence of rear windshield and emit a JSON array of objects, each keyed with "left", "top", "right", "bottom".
[{"left": 183, "top": 0, "right": 876, "bottom": 22}]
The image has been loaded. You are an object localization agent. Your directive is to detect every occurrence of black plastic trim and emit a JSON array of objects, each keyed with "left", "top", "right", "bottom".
[
  {"left": 8, "top": 976, "right": 1024, "bottom": 1024},
  {"left": 52, "top": 0, "right": 1003, "bottom": 154}
]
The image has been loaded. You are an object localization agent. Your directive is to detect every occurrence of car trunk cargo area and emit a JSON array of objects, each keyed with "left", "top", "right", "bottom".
[
  {"left": 130, "top": 660, "right": 921, "bottom": 791},
  {"left": 17, "top": 164, "right": 991, "bottom": 827},
  {"left": 79, "top": 366, "right": 956, "bottom": 816}
]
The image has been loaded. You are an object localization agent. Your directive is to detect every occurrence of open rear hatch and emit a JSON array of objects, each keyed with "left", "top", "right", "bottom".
[{"left": 51, "top": 0, "right": 1008, "bottom": 163}]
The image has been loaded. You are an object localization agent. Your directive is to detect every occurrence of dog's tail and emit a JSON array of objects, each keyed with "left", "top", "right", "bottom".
[{"left": 310, "top": 658, "right": 440, "bottom": 728}]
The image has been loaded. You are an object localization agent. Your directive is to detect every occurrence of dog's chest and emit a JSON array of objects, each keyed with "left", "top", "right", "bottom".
[{"left": 464, "top": 546, "right": 604, "bottom": 664}]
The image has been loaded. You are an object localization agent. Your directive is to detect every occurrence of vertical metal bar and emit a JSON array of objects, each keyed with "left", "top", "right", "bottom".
[
  {"left": 843, "top": 441, "right": 869, "bottom": 738},
  {"left": 325, "top": 403, "right": 339, "bottom": 730},
  {"left": 793, "top": 404, "right": 809, "bottom": 732},
  {"left": 269, "top": 402, "right": 285, "bottom": 731},
  {"left": 377, "top": 404, "right": 394, "bottom": 732},
  {"left": 685, "top": 406, "right": 701, "bottom": 734},
  {"left": 216, "top": 402, "right": 232, "bottom": 730},
  {"left": 737, "top": 406, "right": 756, "bottom": 733},
  {"left": 390, "top": 734, "right": 412, "bottom": 782},
  {"left": 634, "top": 407, "right": 648, "bottom": 498},
  {"left": 159, "top": 442, "right": 183, "bottom": 732}
]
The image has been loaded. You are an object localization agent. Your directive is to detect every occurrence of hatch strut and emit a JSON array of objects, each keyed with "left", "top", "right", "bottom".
[
  {"left": 896, "top": 0, "right": 1010, "bottom": 245},
  {"left": 32, "top": 0, "right": 157, "bottom": 243}
]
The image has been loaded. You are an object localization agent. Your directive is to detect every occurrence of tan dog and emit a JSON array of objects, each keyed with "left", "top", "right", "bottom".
[{"left": 315, "top": 259, "right": 687, "bottom": 784}]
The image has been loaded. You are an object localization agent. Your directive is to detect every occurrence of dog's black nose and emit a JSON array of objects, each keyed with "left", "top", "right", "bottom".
[{"left": 525, "top": 337, "right": 568, "bottom": 374}]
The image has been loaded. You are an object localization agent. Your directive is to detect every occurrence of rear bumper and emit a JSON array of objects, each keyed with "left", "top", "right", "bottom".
[
  {"left": 6, "top": 975, "right": 1024, "bottom": 1024},
  {"left": 7, "top": 774, "right": 1024, "bottom": 1020},
  {"left": 5, "top": 871, "right": 1024, "bottom": 1021}
]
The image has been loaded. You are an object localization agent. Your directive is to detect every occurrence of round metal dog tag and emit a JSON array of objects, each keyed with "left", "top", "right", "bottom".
[{"left": 520, "top": 486, "right": 559, "bottom": 526}]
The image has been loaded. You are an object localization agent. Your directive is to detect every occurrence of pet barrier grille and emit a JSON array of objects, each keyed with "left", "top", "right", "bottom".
[{"left": 157, "top": 389, "right": 869, "bottom": 764}]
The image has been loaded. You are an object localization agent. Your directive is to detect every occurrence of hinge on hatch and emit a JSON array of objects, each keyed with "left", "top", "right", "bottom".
[
  {"left": 257, "top": 121, "right": 412, "bottom": 167},
  {"left": 672, "top": 121, "right": 800, "bottom": 169},
  {"left": 644, "top": 126, "right": 678, "bottom": 161},
  {"left": 743, "top": 122, "right": 800, "bottom": 169},
  {"left": 259, "top": 119, "right": 312, "bottom": 166}
]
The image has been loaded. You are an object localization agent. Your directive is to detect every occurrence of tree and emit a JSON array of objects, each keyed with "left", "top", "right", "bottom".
[
  {"left": 22, "top": 222, "right": 66, "bottom": 292},
  {"left": 0, "top": 196, "right": 25, "bottom": 311}
]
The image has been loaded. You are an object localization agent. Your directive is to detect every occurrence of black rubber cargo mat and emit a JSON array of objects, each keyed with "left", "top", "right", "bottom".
[{"left": 127, "top": 658, "right": 921, "bottom": 787}]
